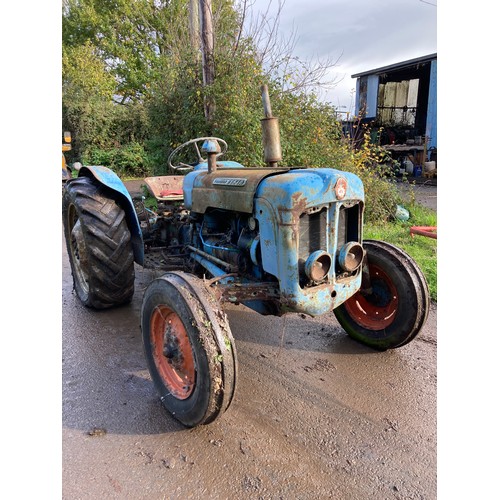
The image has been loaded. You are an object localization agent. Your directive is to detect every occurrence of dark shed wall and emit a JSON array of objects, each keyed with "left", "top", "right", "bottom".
[
  {"left": 377, "top": 61, "right": 431, "bottom": 136},
  {"left": 352, "top": 54, "right": 437, "bottom": 152}
]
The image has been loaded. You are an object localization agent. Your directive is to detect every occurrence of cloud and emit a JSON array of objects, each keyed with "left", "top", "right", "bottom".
[{"left": 247, "top": 0, "right": 437, "bottom": 110}]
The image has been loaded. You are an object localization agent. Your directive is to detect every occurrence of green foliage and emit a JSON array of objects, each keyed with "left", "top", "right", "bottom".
[
  {"left": 325, "top": 124, "right": 404, "bottom": 224},
  {"left": 143, "top": 3, "right": 268, "bottom": 172},
  {"left": 145, "top": 57, "right": 208, "bottom": 174},
  {"left": 82, "top": 142, "right": 154, "bottom": 177},
  {"left": 62, "top": 42, "right": 117, "bottom": 161},
  {"left": 271, "top": 91, "right": 341, "bottom": 168},
  {"left": 62, "top": 0, "right": 411, "bottom": 226},
  {"left": 364, "top": 204, "right": 437, "bottom": 301},
  {"left": 203, "top": 44, "right": 268, "bottom": 167},
  {"left": 63, "top": 0, "right": 166, "bottom": 101}
]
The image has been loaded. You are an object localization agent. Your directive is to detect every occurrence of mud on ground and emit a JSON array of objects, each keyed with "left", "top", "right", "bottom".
[{"left": 63, "top": 242, "right": 437, "bottom": 499}]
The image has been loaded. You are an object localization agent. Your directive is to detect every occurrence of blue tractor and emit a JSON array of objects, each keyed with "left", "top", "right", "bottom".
[{"left": 62, "top": 87, "right": 429, "bottom": 427}]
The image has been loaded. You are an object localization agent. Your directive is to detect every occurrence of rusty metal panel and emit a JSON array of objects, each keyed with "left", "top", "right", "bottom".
[
  {"left": 144, "top": 176, "right": 185, "bottom": 200},
  {"left": 253, "top": 168, "right": 365, "bottom": 316},
  {"left": 191, "top": 168, "right": 289, "bottom": 214},
  {"left": 216, "top": 282, "right": 280, "bottom": 302}
]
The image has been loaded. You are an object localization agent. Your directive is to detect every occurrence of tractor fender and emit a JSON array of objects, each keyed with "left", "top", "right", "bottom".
[{"left": 78, "top": 165, "right": 144, "bottom": 266}]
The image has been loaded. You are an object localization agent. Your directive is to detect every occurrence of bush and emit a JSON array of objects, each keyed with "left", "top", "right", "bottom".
[
  {"left": 82, "top": 142, "right": 154, "bottom": 178},
  {"left": 331, "top": 126, "right": 404, "bottom": 224}
]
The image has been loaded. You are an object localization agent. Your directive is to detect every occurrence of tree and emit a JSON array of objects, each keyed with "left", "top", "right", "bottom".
[
  {"left": 62, "top": 41, "right": 117, "bottom": 159},
  {"left": 61, "top": 0, "right": 402, "bottom": 223},
  {"left": 237, "top": 0, "right": 343, "bottom": 94}
]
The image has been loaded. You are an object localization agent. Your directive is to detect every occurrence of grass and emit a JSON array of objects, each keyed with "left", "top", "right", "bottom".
[{"left": 364, "top": 203, "right": 437, "bottom": 301}]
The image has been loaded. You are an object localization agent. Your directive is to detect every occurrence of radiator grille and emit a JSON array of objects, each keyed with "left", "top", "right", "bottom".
[
  {"left": 336, "top": 203, "right": 361, "bottom": 280},
  {"left": 298, "top": 202, "right": 361, "bottom": 286},
  {"left": 337, "top": 203, "right": 360, "bottom": 250},
  {"left": 298, "top": 208, "right": 327, "bottom": 261}
]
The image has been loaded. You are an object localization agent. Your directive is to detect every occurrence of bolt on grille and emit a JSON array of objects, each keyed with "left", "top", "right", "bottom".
[
  {"left": 298, "top": 208, "right": 327, "bottom": 262},
  {"left": 298, "top": 203, "right": 362, "bottom": 285}
]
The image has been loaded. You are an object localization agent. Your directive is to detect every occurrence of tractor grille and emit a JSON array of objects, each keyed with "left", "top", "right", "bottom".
[
  {"left": 336, "top": 203, "right": 362, "bottom": 280},
  {"left": 298, "top": 203, "right": 361, "bottom": 262},
  {"left": 298, "top": 202, "right": 361, "bottom": 286},
  {"left": 337, "top": 203, "right": 361, "bottom": 250},
  {"left": 298, "top": 207, "right": 327, "bottom": 262}
]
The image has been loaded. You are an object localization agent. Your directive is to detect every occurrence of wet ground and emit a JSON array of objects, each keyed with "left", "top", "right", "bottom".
[{"left": 62, "top": 235, "right": 437, "bottom": 498}]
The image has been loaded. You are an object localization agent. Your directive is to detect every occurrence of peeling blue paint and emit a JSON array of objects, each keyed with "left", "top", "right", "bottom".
[{"left": 254, "top": 168, "right": 364, "bottom": 316}]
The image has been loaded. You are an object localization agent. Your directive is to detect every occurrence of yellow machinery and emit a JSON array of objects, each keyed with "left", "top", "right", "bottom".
[{"left": 62, "top": 131, "right": 72, "bottom": 181}]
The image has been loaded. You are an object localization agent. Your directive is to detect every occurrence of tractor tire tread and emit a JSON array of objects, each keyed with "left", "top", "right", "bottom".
[{"left": 63, "top": 177, "right": 135, "bottom": 309}]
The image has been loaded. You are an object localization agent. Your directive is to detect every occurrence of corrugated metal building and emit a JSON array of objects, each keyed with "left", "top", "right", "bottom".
[{"left": 352, "top": 53, "right": 437, "bottom": 155}]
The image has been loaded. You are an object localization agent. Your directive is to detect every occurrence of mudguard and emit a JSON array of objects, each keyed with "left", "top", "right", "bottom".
[{"left": 78, "top": 165, "right": 144, "bottom": 265}]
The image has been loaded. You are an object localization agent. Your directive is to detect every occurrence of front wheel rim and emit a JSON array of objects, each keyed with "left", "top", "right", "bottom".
[
  {"left": 343, "top": 263, "right": 399, "bottom": 330},
  {"left": 150, "top": 305, "right": 196, "bottom": 399}
]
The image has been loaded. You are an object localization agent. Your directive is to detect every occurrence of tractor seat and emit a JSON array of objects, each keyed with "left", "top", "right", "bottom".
[{"left": 143, "top": 175, "right": 185, "bottom": 201}]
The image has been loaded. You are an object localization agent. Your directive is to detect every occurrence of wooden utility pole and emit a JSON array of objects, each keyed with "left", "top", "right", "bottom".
[
  {"left": 199, "top": 0, "right": 215, "bottom": 124},
  {"left": 188, "top": 0, "right": 200, "bottom": 54}
]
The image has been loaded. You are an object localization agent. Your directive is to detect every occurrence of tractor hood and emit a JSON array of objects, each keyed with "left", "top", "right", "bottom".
[
  {"left": 184, "top": 166, "right": 364, "bottom": 215},
  {"left": 183, "top": 167, "right": 290, "bottom": 213},
  {"left": 255, "top": 167, "right": 364, "bottom": 216}
]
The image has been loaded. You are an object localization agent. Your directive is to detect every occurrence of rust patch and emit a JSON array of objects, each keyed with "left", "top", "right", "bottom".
[
  {"left": 192, "top": 168, "right": 289, "bottom": 214},
  {"left": 143, "top": 175, "right": 185, "bottom": 200},
  {"left": 215, "top": 282, "right": 280, "bottom": 302}
]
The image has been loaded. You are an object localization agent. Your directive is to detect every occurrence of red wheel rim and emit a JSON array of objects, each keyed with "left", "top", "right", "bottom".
[
  {"left": 343, "top": 263, "right": 399, "bottom": 330},
  {"left": 150, "top": 305, "right": 195, "bottom": 399}
]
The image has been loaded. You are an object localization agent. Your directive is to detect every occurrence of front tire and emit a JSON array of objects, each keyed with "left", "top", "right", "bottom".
[
  {"left": 334, "top": 240, "right": 429, "bottom": 350},
  {"left": 141, "top": 272, "right": 237, "bottom": 427},
  {"left": 62, "top": 176, "right": 135, "bottom": 309}
]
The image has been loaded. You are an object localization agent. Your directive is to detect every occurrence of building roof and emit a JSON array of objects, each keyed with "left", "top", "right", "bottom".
[{"left": 351, "top": 53, "right": 437, "bottom": 78}]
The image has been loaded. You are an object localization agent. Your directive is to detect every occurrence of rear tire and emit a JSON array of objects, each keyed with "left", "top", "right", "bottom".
[
  {"left": 141, "top": 272, "right": 237, "bottom": 427},
  {"left": 334, "top": 240, "right": 429, "bottom": 350},
  {"left": 62, "top": 176, "right": 135, "bottom": 309}
]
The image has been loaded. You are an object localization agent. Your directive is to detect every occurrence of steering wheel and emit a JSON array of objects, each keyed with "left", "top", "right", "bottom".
[{"left": 168, "top": 137, "right": 228, "bottom": 172}]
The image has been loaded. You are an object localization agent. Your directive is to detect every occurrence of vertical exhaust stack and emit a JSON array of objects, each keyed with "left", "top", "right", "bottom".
[{"left": 260, "top": 85, "right": 282, "bottom": 168}]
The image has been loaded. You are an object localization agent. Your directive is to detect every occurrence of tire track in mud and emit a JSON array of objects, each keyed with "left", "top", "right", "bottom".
[{"left": 221, "top": 303, "right": 437, "bottom": 499}]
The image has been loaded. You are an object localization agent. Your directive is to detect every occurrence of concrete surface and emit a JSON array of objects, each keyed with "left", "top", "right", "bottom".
[
  {"left": 396, "top": 181, "right": 437, "bottom": 212},
  {"left": 62, "top": 240, "right": 437, "bottom": 499}
]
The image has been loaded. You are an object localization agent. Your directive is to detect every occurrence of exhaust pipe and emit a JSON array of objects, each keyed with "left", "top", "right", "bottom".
[{"left": 260, "top": 85, "right": 282, "bottom": 167}]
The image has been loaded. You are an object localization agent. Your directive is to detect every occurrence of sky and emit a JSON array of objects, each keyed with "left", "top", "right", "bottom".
[{"left": 245, "top": 0, "right": 437, "bottom": 114}]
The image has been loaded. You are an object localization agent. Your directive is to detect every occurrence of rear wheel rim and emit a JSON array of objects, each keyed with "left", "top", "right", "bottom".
[
  {"left": 150, "top": 305, "right": 195, "bottom": 399},
  {"left": 343, "top": 263, "right": 399, "bottom": 330},
  {"left": 69, "top": 215, "right": 90, "bottom": 296}
]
